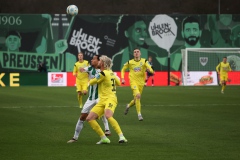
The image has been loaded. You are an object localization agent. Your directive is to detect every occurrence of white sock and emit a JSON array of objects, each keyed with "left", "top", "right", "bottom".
[
  {"left": 101, "top": 116, "right": 110, "bottom": 131},
  {"left": 73, "top": 119, "right": 84, "bottom": 140}
]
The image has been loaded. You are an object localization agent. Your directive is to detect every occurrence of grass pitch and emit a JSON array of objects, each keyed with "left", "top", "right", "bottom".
[{"left": 0, "top": 86, "right": 240, "bottom": 160}]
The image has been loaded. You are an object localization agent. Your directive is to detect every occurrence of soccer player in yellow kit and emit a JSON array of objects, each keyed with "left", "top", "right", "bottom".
[
  {"left": 73, "top": 52, "right": 89, "bottom": 108},
  {"left": 216, "top": 57, "right": 232, "bottom": 94},
  {"left": 121, "top": 48, "right": 154, "bottom": 121},
  {"left": 86, "top": 55, "right": 127, "bottom": 144}
]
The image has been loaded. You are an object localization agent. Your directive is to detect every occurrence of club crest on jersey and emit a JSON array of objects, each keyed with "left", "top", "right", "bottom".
[
  {"left": 140, "top": 62, "right": 143, "bottom": 66},
  {"left": 200, "top": 57, "right": 208, "bottom": 66}
]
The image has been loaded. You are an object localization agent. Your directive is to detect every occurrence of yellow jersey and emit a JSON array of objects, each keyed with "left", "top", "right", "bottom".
[
  {"left": 121, "top": 58, "right": 153, "bottom": 85},
  {"left": 216, "top": 62, "right": 232, "bottom": 75},
  {"left": 89, "top": 70, "right": 120, "bottom": 100},
  {"left": 73, "top": 60, "right": 89, "bottom": 83}
]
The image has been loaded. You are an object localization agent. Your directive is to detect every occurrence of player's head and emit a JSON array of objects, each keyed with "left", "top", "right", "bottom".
[
  {"left": 99, "top": 55, "right": 113, "bottom": 70},
  {"left": 148, "top": 56, "right": 152, "bottom": 62},
  {"left": 223, "top": 57, "right": 227, "bottom": 63},
  {"left": 181, "top": 16, "right": 202, "bottom": 46},
  {"left": 91, "top": 54, "right": 101, "bottom": 68},
  {"left": 117, "top": 15, "right": 147, "bottom": 46},
  {"left": 5, "top": 30, "right": 21, "bottom": 52},
  {"left": 133, "top": 48, "right": 141, "bottom": 59},
  {"left": 78, "top": 52, "right": 84, "bottom": 61}
]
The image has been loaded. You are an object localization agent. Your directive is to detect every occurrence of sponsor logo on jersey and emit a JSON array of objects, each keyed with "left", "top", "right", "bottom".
[{"left": 134, "top": 67, "right": 141, "bottom": 72}]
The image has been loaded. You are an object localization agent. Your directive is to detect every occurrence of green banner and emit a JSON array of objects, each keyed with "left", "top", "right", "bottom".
[
  {"left": 1, "top": 14, "right": 240, "bottom": 72},
  {"left": 0, "top": 72, "right": 47, "bottom": 86}
]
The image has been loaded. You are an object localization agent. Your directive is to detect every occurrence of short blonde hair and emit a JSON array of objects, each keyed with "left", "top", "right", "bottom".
[{"left": 100, "top": 55, "right": 113, "bottom": 69}]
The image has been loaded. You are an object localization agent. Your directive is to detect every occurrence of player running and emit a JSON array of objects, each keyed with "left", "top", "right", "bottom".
[
  {"left": 216, "top": 57, "right": 232, "bottom": 94},
  {"left": 121, "top": 48, "right": 154, "bottom": 121},
  {"left": 86, "top": 55, "right": 127, "bottom": 144},
  {"left": 67, "top": 55, "right": 111, "bottom": 143},
  {"left": 73, "top": 52, "right": 89, "bottom": 108}
]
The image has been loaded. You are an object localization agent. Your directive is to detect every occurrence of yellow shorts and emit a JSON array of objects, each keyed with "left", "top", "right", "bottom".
[
  {"left": 90, "top": 98, "right": 117, "bottom": 117},
  {"left": 76, "top": 82, "right": 88, "bottom": 92},
  {"left": 130, "top": 83, "right": 144, "bottom": 97},
  {"left": 220, "top": 75, "right": 228, "bottom": 82}
]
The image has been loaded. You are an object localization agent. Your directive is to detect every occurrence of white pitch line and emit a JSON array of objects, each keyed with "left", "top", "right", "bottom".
[{"left": 0, "top": 104, "right": 240, "bottom": 109}]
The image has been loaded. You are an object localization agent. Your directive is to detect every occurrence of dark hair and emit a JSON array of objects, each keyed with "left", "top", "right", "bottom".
[
  {"left": 182, "top": 16, "right": 200, "bottom": 30},
  {"left": 133, "top": 48, "right": 140, "bottom": 52},
  {"left": 223, "top": 57, "right": 227, "bottom": 59},
  {"left": 6, "top": 30, "right": 21, "bottom": 39},
  {"left": 94, "top": 54, "right": 101, "bottom": 61},
  {"left": 117, "top": 15, "right": 147, "bottom": 35}
]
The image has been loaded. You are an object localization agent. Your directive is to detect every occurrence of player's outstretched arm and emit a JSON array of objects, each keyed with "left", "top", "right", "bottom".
[
  {"left": 89, "top": 72, "right": 104, "bottom": 85},
  {"left": 115, "top": 75, "right": 121, "bottom": 86},
  {"left": 145, "top": 61, "right": 154, "bottom": 74},
  {"left": 121, "top": 62, "right": 129, "bottom": 84}
]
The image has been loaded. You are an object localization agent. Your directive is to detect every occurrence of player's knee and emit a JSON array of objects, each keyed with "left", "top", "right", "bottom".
[
  {"left": 83, "top": 91, "right": 87, "bottom": 95},
  {"left": 80, "top": 113, "right": 88, "bottom": 121},
  {"left": 78, "top": 91, "right": 82, "bottom": 95},
  {"left": 136, "top": 94, "right": 141, "bottom": 99},
  {"left": 86, "top": 113, "right": 97, "bottom": 122},
  {"left": 104, "top": 114, "right": 111, "bottom": 119}
]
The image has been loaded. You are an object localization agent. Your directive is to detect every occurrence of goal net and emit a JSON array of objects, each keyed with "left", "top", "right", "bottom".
[{"left": 181, "top": 48, "right": 240, "bottom": 86}]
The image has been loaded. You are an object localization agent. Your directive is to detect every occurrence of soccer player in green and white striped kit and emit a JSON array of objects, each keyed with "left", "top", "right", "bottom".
[{"left": 67, "top": 55, "right": 111, "bottom": 143}]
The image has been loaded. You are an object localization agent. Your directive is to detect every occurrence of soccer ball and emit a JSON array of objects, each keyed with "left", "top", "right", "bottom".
[{"left": 66, "top": 5, "right": 78, "bottom": 16}]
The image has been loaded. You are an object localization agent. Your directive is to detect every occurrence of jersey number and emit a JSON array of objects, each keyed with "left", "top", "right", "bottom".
[{"left": 111, "top": 78, "right": 116, "bottom": 91}]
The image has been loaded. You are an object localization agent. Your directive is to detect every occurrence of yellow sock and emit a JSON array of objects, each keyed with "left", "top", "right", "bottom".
[
  {"left": 108, "top": 117, "right": 122, "bottom": 135},
  {"left": 78, "top": 95, "right": 83, "bottom": 108},
  {"left": 128, "top": 100, "right": 135, "bottom": 107},
  {"left": 135, "top": 99, "right": 141, "bottom": 115},
  {"left": 222, "top": 85, "right": 226, "bottom": 91},
  {"left": 88, "top": 120, "right": 105, "bottom": 137}
]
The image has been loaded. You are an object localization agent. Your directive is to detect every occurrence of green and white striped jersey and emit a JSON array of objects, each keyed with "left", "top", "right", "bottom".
[{"left": 84, "top": 66, "right": 100, "bottom": 100}]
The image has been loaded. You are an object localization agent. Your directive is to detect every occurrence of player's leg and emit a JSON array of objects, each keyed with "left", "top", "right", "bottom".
[
  {"left": 124, "top": 99, "right": 135, "bottom": 115},
  {"left": 104, "top": 100, "right": 127, "bottom": 143},
  {"left": 222, "top": 76, "right": 228, "bottom": 93},
  {"left": 220, "top": 75, "right": 226, "bottom": 93},
  {"left": 151, "top": 75, "right": 154, "bottom": 86},
  {"left": 67, "top": 99, "right": 96, "bottom": 143},
  {"left": 135, "top": 85, "right": 144, "bottom": 121},
  {"left": 124, "top": 84, "right": 137, "bottom": 115},
  {"left": 82, "top": 83, "right": 88, "bottom": 96},
  {"left": 101, "top": 116, "right": 111, "bottom": 136},
  {"left": 86, "top": 102, "right": 110, "bottom": 144},
  {"left": 76, "top": 82, "right": 83, "bottom": 108}
]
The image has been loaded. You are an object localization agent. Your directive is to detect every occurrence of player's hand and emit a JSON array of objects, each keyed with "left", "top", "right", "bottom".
[
  {"left": 79, "top": 68, "right": 85, "bottom": 72},
  {"left": 121, "top": 78, "right": 125, "bottom": 84}
]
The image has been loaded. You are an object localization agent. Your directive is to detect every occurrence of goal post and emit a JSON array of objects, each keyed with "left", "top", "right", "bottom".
[{"left": 181, "top": 48, "right": 240, "bottom": 86}]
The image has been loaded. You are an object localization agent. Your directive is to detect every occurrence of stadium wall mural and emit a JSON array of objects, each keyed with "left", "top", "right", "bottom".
[{"left": 1, "top": 14, "right": 240, "bottom": 76}]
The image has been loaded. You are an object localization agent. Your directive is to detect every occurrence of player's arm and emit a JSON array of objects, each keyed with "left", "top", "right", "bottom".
[
  {"left": 228, "top": 63, "right": 232, "bottom": 72},
  {"left": 145, "top": 60, "right": 154, "bottom": 74},
  {"left": 114, "top": 74, "right": 121, "bottom": 86},
  {"left": 121, "top": 61, "right": 129, "bottom": 84},
  {"left": 79, "top": 66, "right": 89, "bottom": 73},
  {"left": 73, "top": 64, "right": 77, "bottom": 77},
  {"left": 216, "top": 63, "right": 220, "bottom": 74},
  {"left": 89, "top": 71, "right": 104, "bottom": 85}
]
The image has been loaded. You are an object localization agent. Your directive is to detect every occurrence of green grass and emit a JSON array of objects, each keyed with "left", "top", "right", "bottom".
[{"left": 0, "top": 86, "right": 240, "bottom": 160}]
